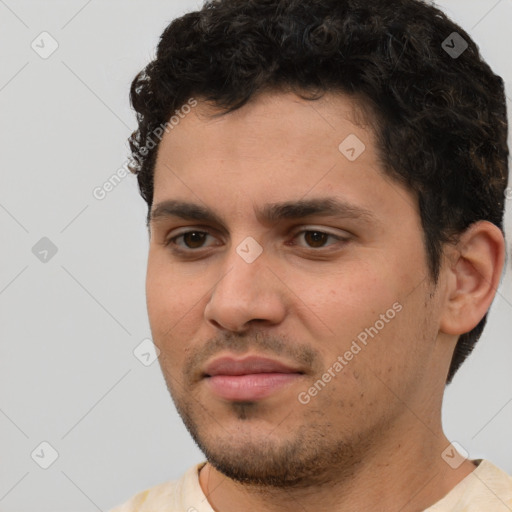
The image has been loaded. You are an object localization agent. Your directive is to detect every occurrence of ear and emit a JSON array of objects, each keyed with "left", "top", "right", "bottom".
[{"left": 439, "top": 221, "right": 505, "bottom": 336}]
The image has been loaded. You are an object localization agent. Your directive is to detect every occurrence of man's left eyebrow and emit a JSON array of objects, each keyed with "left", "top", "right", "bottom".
[
  {"left": 258, "top": 197, "right": 377, "bottom": 225},
  {"left": 148, "top": 197, "right": 378, "bottom": 229}
]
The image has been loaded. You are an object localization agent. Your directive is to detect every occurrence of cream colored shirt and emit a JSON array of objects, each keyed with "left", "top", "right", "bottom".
[{"left": 108, "top": 459, "right": 512, "bottom": 511}]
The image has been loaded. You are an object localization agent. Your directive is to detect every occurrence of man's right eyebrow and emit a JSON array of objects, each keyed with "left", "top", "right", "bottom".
[{"left": 148, "top": 200, "right": 224, "bottom": 228}]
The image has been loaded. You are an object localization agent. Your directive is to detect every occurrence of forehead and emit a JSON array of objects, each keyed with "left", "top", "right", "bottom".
[
  {"left": 150, "top": 90, "right": 417, "bottom": 230},
  {"left": 154, "top": 90, "right": 377, "bottom": 179}
]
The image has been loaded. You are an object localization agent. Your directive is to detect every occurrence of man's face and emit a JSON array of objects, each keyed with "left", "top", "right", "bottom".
[{"left": 146, "top": 91, "right": 448, "bottom": 486}]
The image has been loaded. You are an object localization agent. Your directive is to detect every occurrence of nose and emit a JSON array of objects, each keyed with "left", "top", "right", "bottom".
[{"left": 204, "top": 246, "right": 287, "bottom": 333}]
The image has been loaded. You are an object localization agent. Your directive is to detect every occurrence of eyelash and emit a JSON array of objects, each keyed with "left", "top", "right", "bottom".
[{"left": 164, "top": 228, "right": 348, "bottom": 255}]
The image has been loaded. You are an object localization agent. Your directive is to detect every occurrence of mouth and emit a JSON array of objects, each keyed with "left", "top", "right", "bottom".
[{"left": 202, "top": 355, "right": 305, "bottom": 401}]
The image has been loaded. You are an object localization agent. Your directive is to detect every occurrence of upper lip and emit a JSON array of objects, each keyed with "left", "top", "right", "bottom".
[{"left": 203, "top": 356, "right": 304, "bottom": 377}]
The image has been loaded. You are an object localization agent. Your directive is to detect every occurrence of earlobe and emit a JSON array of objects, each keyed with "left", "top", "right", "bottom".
[{"left": 439, "top": 221, "right": 505, "bottom": 336}]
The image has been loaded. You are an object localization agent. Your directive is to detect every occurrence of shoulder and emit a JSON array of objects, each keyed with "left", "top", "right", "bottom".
[
  {"left": 107, "top": 463, "right": 207, "bottom": 512},
  {"left": 428, "top": 459, "right": 512, "bottom": 511},
  {"left": 107, "top": 479, "right": 180, "bottom": 512},
  {"left": 472, "top": 459, "right": 512, "bottom": 505}
]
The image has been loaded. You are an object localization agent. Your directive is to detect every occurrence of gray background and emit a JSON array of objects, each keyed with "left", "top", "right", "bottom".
[{"left": 0, "top": 1, "right": 511, "bottom": 511}]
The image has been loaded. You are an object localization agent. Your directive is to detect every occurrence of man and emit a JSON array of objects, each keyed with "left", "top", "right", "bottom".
[{"left": 110, "top": 0, "right": 511, "bottom": 510}]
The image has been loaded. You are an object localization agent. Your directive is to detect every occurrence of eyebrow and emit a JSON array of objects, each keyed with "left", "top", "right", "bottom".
[{"left": 148, "top": 197, "right": 377, "bottom": 230}]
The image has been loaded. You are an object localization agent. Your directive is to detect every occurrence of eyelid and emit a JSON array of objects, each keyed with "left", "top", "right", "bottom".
[
  {"left": 287, "top": 226, "right": 350, "bottom": 249},
  {"left": 289, "top": 225, "right": 351, "bottom": 238},
  {"left": 166, "top": 224, "right": 350, "bottom": 239}
]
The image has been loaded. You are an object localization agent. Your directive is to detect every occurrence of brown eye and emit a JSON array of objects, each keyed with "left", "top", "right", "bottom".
[
  {"left": 166, "top": 230, "right": 215, "bottom": 251},
  {"left": 182, "top": 231, "right": 208, "bottom": 249},
  {"left": 294, "top": 229, "right": 343, "bottom": 249},
  {"left": 303, "top": 231, "right": 330, "bottom": 248}
]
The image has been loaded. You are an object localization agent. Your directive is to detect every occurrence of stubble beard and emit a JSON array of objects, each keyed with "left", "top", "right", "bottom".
[{"left": 169, "top": 387, "right": 380, "bottom": 490}]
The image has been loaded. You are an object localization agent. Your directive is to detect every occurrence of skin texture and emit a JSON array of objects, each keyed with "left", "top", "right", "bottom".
[{"left": 146, "top": 91, "right": 504, "bottom": 511}]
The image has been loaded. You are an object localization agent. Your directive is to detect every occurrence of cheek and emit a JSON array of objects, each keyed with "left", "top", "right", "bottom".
[
  {"left": 146, "top": 256, "right": 193, "bottom": 347},
  {"left": 295, "top": 266, "right": 399, "bottom": 337},
  {"left": 297, "top": 264, "right": 422, "bottom": 379},
  {"left": 146, "top": 250, "right": 196, "bottom": 312},
  {"left": 146, "top": 259, "right": 170, "bottom": 326}
]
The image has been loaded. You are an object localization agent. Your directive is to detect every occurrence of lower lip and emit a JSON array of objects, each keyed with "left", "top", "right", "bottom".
[{"left": 205, "top": 373, "right": 302, "bottom": 401}]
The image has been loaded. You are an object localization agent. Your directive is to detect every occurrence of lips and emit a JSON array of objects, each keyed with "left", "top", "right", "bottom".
[
  {"left": 203, "top": 356, "right": 302, "bottom": 377},
  {"left": 202, "top": 356, "right": 304, "bottom": 401}
]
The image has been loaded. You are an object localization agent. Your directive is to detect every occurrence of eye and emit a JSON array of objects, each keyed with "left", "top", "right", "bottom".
[
  {"left": 291, "top": 229, "right": 347, "bottom": 249},
  {"left": 166, "top": 230, "right": 218, "bottom": 251},
  {"left": 164, "top": 227, "right": 348, "bottom": 255}
]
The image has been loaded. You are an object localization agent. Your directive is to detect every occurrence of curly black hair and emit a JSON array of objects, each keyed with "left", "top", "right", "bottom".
[{"left": 128, "top": 0, "right": 509, "bottom": 384}]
